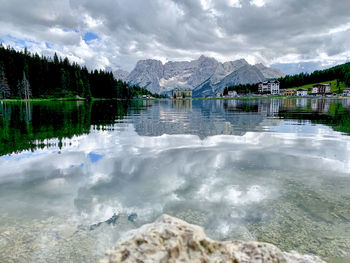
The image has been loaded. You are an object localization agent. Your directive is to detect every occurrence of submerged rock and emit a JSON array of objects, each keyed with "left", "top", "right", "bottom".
[
  {"left": 127, "top": 213, "right": 137, "bottom": 222},
  {"left": 106, "top": 214, "right": 120, "bottom": 225},
  {"left": 100, "top": 214, "right": 325, "bottom": 263},
  {"left": 90, "top": 213, "right": 119, "bottom": 230}
]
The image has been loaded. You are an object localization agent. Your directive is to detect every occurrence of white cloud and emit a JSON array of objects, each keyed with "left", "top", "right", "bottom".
[
  {"left": 0, "top": 0, "right": 349, "bottom": 72},
  {"left": 250, "top": 0, "right": 266, "bottom": 7}
]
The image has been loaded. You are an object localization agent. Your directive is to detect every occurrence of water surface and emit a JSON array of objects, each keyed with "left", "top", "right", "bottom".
[{"left": 1, "top": 98, "right": 350, "bottom": 262}]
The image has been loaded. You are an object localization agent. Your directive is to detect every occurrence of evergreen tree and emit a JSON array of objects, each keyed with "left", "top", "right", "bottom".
[
  {"left": 53, "top": 52, "right": 59, "bottom": 65},
  {"left": 21, "top": 71, "right": 31, "bottom": 100},
  {"left": 345, "top": 72, "right": 350, "bottom": 87},
  {"left": 60, "top": 68, "right": 67, "bottom": 96},
  {"left": 0, "top": 66, "right": 10, "bottom": 99},
  {"left": 223, "top": 87, "right": 228, "bottom": 96},
  {"left": 17, "top": 80, "right": 23, "bottom": 99}
]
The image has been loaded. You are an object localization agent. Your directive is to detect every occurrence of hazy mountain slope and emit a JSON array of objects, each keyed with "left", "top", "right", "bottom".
[
  {"left": 254, "top": 63, "right": 285, "bottom": 79},
  {"left": 193, "top": 65, "right": 266, "bottom": 97},
  {"left": 210, "top": 59, "right": 249, "bottom": 85},
  {"left": 113, "top": 69, "right": 129, "bottom": 81}
]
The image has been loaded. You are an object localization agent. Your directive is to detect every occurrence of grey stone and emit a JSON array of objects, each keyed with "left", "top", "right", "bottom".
[{"left": 100, "top": 214, "right": 326, "bottom": 263}]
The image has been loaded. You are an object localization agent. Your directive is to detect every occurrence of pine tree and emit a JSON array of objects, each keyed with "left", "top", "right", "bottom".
[
  {"left": 345, "top": 72, "right": 350, "bottom": 88},
  {"left": 60, "top": 68, "right": 67, "bottom": 96},
  {"left": 17, "top": 80, "right": 23, "bottom": 99},
  {"left": 22, "top": 71, "right": 31, "bottom": 100},
  {"left": 53, "top": 52, "right": 59, "bottom": 65},
  {"left": 0, "top": 66, "right": 10, "bottom": 99}
]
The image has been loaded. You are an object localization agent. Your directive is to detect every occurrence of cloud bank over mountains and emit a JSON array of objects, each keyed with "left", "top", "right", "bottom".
[{"left": 0, "top": 0, "right": 349, "bottom": 73}]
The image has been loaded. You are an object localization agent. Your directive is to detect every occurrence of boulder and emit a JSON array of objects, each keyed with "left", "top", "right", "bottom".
[{"left": 100, "top": 214, "right": 326, "bottom": 263}]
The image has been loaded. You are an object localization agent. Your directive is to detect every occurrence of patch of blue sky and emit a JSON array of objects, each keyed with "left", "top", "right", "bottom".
[
  {"left": 6, "top": 34, "right": 25, "bottom": 46},
  {"left": 83, "top": 32, "right": 99, "bottom": 43},
  {"left": 45, "top": 42, "right": 52, "bottom": 49},
  {"left": 88, "top": 152, "right": 104, "bottom": 163},
  {"left": 0, "top": 37, "right": 4, "bottom": 43},
  {"left": 6, "top": 34, "right": 40, "bottom": 48}
]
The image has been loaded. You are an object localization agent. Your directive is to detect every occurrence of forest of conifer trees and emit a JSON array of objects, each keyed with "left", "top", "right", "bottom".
[{"left": 0, "top": 44, "right": 159, "bottom": 100}]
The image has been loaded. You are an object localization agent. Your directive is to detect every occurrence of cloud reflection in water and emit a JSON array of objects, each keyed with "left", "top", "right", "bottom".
[{"left": 1, "top": 123, "right": 350, "bottom": 241}]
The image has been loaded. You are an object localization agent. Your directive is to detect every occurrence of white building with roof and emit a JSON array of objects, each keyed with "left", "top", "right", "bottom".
[
  {"left": 343, "top": 88, "right": 350, "bottom": 96},
  {"left": 258, "top": 80, "right": 280, "bottom": 95},
  {"left": 296, "top": 89, "right": 308, "bottom": 96}
]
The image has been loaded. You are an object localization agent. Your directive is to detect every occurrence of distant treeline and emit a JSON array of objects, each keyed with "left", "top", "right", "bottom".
[
  {"left": 224, "top": 62, "right": 350, "bottom": 94},
  {"left": 279, "top": 63, "right": 350, "bottom": 89},
  {"left": 0, "top": 44, "right": 160, "bottom": 99}
]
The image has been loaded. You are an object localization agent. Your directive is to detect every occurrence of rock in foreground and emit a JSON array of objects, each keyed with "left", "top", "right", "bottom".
[{"left": 100, "top": 214, "right": 325, "bottom": 263}]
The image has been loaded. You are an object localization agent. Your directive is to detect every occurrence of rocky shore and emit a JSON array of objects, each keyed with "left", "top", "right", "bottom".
[{"left": 100, "top": 214, "right": 326, "bottom": 263}]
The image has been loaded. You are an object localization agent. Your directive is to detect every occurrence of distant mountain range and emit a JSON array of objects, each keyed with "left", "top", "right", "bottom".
[{"left": 114, "top": 56, "right": 285, "bottom": 97}]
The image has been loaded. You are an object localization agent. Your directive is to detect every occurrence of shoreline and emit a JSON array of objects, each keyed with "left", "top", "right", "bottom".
[{"left": 1, "top": 96, "right": 349, "bottom": 104}]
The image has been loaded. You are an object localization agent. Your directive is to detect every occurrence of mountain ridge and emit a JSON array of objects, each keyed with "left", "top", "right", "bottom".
[{"left": 116, "top": 56, "right": 285, "bottom": 97}]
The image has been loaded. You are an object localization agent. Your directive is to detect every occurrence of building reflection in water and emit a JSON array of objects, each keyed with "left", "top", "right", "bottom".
[
  {"left": 172, "top": 99, "right": 192, "bottom": 110},
  {"left": 295, "top": 98, "right": 308, "bottom": 108}
]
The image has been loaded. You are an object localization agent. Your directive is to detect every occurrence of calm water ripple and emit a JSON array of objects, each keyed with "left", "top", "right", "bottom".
[{"left": 1, "top": 98, "right": 350, "bottom": 262}]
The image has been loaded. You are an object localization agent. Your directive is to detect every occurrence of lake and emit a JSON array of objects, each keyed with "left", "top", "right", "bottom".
[{"left": 1, "top": 98, "right": 350, "bottom": 263}]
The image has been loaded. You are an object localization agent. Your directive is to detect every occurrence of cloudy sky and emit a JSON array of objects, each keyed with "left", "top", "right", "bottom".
[{"left": 1, "top": 0, "right": 350, "bottom": 74}]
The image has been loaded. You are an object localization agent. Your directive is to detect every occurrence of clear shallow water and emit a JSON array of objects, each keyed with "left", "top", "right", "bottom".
[{"left": 1, "top": 98, "right": 350, "bottom": 262}]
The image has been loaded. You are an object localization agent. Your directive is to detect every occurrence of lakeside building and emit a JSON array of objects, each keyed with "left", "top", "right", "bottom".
[
  {"left": 296, "top": 89, "right": 308, "bottom": 96},
  {"left": 343, "top": 88, "right": 350, "bottom": 96},
  {"left": 258, "top": 80, "right": 280, "bottom": 95},
  {"left": 311, "top": 84, "right": 331, "bottom": 96},
  {"left": 172, "top": 89, "right": 192, "bottom": 99},
  {"left": 227, "top": 90, "right": 238, "bottom": 97},
  {"left": 284, "top": 89, "right": 296, "bottom": 96}
]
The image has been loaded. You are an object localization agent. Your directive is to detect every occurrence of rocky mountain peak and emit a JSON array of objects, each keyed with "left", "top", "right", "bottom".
[
  {"left": 125, "top": 56, "right": 285, "bottom": 96},
  {"left": 136, "top": 59, "right": 163, "bottom": 69}
]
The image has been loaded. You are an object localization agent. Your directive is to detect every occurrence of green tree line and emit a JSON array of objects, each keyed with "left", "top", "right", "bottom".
[
  {"left": 278, "top": 63, "right": 350, "bottom": 89},
  {"left": 0, "top": 44, "right": 159, "bottom": 100}
]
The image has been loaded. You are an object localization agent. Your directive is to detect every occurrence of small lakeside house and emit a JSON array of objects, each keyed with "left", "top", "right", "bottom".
[
  {"left": 284, "top": 89, "right": 296, "bottom": 96},
  {"left": 227, "top": 90, "right": 238, "bottom": 97},
  {"left": 296, "top": 89, "right": 308, "bottom": 96},
  {"left": 343, "top": 88, "right": 350, "bottom": 96},
  {"left": 311, "top": 84, "right": 331, "bottom": 96}
]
